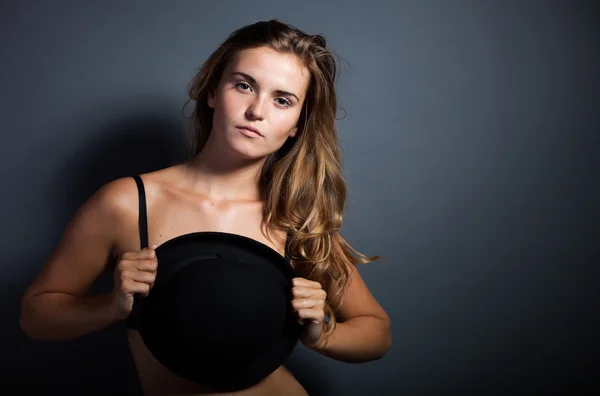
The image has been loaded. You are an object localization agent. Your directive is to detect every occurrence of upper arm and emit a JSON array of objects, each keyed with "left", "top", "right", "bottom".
[
  {"left": 331, "top": 264, "right": 390, "bottom": 324},
  {"left": 23, "top": 177, "right": 137, "bottom": 300}
]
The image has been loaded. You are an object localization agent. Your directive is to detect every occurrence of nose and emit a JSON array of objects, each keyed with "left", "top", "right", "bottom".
[{"left": 246, "top": 96, "right": 265, "bottom": 120}]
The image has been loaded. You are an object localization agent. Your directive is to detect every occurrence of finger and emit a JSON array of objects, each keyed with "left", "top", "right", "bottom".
[
  {"left": 292, "top": 298, "right": 325, "bottom": 309},
  {"left": 122, "top": 279, "right": 152, "bottom": 296},
  {"left": 133, "top": 259, "right": 158, "bottom": 272},
  {"left": 292, "top": 278, "right": 322, "bottom": 289},
  {"left": 121, "top": 269, "right": 156, "bottom": 284},
  {"left": 117, "top": 257, "right": 156, "bottom": 272},
  {"left": 296, "top": 308, "right": 325, "bottom": 324},
  {"left": 121, "top": 248, "right": 155, "bottom": 260},
  {"left": 292, "top": 287, "right": 327, "bottom": 299},
  {"left": 137, "top": 247, "right": 156, "bottom": 259}
]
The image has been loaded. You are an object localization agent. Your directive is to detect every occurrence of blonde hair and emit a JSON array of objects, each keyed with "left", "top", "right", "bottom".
[{"left": 183, "top": 19, "right": 381, "bottom": 343}]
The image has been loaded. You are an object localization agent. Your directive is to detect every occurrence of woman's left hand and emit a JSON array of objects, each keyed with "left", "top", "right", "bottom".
[{"left": 291, "top": 277, "right": 328, "bottom": 350}]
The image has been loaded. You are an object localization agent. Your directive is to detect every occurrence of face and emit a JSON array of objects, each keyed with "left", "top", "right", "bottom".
[{"left": 207, "top": 46, "right": 310, "bottom": 159}]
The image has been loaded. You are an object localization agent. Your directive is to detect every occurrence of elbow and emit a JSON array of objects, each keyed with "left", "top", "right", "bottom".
[
  {"left": 373, "top": 339, "right": 392, "bottom": 362},
  {"left": 384, "top": 318, "right": 392, "bottom": 351},
  {"left": 359, "top": 315, "right": 392, "bottom": 362},
  {"left": 376, "top": 319, "right": 392, "bottom": 360},
  {"left": 19, "top": 302, "right": 39, "bottom": 340},
  {"left": 382, "top": 332, "right": 392, "bottom": 357},
  {"left": 19, "top": 298, "right": 49, "bottom": 341},
  {"left": 352, "top": 316, "right": 392, "bottom": 363},
  {"left": 20, "top": 322, "right": 38, "bottom": 341},
  {"left": 19, "top": 310, "right": 38, "bottom": 340},
  {"left": 20, "top": 312, "right": 56, "bottom": 342}
]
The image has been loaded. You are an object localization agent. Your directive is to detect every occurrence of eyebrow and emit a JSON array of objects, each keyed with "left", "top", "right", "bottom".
[{"left": 231, "top": 71, "right": 300, "bottom": 102}]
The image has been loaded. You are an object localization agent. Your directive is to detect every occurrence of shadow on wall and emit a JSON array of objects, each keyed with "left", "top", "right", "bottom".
[
  {"left": 8, "top": 110, "right": 331, "bottom": 395},
  {"left": 6, "top": 112, "right": 189, "bottom": 395}
]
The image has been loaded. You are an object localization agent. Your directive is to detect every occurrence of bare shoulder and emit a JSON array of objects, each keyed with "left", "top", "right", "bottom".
[
  {"left": 65, "top": 175, "right": 145, "bottom": 258},
  {"left": 93, "top": 177, "right": 138, "bottom": 211},
  {"left": 21, "top": 176, "right": 142, "bottom": 298},
  {"left": 134, "top": 164, "right": 187, "bottom": 195},
  {"left": 90, "top": 165, "right": 181, "bottom": 219},
  {"left": 22, "top": 168, "right": 188, "bottom": 301},
  {"left": 94, "top": 167, "right": 182, "bottom": 245},
  {"left": 80, "top": 176, "right": 147, "bottom": 234}
]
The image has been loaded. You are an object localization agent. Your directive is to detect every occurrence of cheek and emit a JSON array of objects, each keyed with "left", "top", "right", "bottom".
[
  {"left": 218, "top": 97, "right": 237, "bottom": 120},
  {"left": 273, "top": 111, "right": 301, "bottom": 135},
  {"left": 215, "top": 90, "right": 243, "bottom": 118}
]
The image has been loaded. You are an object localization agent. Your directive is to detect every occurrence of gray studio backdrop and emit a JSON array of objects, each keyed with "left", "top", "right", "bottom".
[{"left": 1, "top": 1, "right": 598, "bottom": 395}]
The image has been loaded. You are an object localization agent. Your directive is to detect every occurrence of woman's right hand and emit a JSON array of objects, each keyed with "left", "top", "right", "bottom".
[{"left": 111, "top": 245, "right": 158, "bottom": 319}]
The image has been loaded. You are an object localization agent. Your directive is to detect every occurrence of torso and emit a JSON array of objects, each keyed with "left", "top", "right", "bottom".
[{"left": 112, "top": 164, "right": 308, "bottom": 396}]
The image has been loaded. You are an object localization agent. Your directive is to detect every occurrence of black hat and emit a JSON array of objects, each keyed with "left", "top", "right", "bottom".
[{"left": 135, "top": 231, "right": 304, "bottom": 392}]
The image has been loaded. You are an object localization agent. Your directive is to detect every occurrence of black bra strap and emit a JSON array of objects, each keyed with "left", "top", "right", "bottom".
[{"left": 132, "top": 175, "right": 149, "bottom": 249}]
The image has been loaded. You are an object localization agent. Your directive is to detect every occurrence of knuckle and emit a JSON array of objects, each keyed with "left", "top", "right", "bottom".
[
  {"left": 118, "top": 258, "right": 132, "bottom": 269},
  {"left": 142, "top": 259, "right": 157, "bottom": 268},
  {"left": 121, "top": 279, "right": 131, "bottom": 292},
  {"left": 139, "top": 259, "right": 151, "bottom": 268},
  {"left": 134, "top": 260, "right": 149, "bottom": 271}
]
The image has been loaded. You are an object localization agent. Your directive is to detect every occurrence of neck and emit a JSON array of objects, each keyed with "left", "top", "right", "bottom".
[{"left": 183, "top": 144, "right": 267, "bottom": 202}]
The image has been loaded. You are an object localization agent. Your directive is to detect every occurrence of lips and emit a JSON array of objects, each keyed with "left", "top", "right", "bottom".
[{"left": 237, "top": 125, "right": 262, "bottom": 137}]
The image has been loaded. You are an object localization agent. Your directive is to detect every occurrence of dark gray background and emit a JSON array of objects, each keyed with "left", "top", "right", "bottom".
[{"left": 1, "top": 1, "right": 598, "bottom": 395}]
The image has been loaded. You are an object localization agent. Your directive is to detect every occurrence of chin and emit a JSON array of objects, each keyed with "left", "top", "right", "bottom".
[
  {"left": 228, "top": 139, "right": 265, "bottom": 159},
  {"left": 215, "top": 128, "right": 269, "bottom": 161},
  {"left": 226, "top": 142, "right": 263, "bottom": 161}
]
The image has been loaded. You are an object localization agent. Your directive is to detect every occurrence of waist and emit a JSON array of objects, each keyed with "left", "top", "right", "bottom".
[{"left": 126, "top": 329, "right": 308, "bottom": 396}]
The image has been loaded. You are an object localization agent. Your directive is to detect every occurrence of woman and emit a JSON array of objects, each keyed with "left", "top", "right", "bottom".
[{"left": 20, "top": 19, "right": 391, "bottom": 395}]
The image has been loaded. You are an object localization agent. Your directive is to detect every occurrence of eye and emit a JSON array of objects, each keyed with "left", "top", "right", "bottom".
[
  {"left": 276, "top": 98, "right": 292, "bottom": 108},
  {"left": 235, "top": 82, "right": 252, "bottom": 91}
]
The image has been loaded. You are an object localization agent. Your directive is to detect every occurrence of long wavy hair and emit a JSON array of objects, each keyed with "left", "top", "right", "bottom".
[{"left": 183, "top": 19, "right": 381, "bottom": 342}]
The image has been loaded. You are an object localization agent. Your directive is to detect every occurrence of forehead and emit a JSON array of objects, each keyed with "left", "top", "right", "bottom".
[{"left": 226, "top": 47, "right": 310, "bottom": 98}]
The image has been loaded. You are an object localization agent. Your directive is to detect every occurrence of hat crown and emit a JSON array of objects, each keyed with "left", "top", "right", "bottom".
[{"left": 133, "top": 232, "right": 304, "bottom": 392}]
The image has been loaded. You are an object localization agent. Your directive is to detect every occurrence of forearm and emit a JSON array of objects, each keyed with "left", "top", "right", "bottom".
[
  {"left": 315, "top": 316, "right": 392, "bottom": 363},
  {"left": 20, "top": 292, "right": 122, "bottom": 341}
]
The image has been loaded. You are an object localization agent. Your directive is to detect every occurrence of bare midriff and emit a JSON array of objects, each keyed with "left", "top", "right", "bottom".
[{"left": 127, "top": 330, "right": 308, "bottom": 396}]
